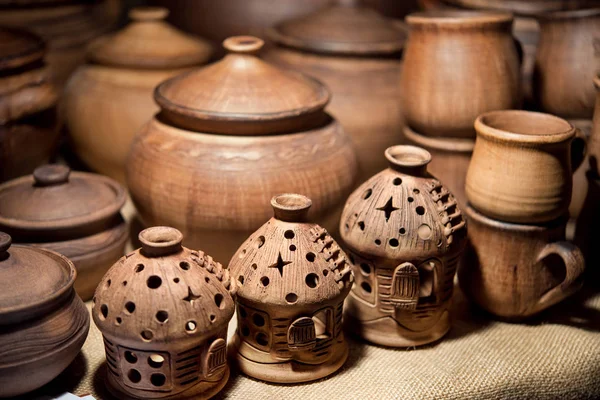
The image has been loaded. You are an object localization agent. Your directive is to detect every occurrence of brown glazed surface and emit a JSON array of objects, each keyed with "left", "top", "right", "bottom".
[
  {"left": 340, "top": 146, "right": 467, "bottom": 347},
  {"left": 228, "top": 194, "right": 353, "bottom": 383},
  {"left": 92, "top": 227, "right": 236, "bottom": 399},
  {"left": 534, "top": 8, "right": 600, "bottom": 119},
  {"left": 459, "top": 205, "right": 585, "bottom": 319},
  {"left": 401, "top": 10, "right": 521, "bottom": 138},
  {"left": 466, "top": 110, "right": 585, "bottom": 224}
]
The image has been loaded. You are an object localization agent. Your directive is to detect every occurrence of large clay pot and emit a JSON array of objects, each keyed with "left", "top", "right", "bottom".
[
  {"left": 264, "top": 1, "right": 406, "bottom": 184},
  {"left": 401, "top": 10, "right": 522, "bottom": 138},
  {"left": 126, "top": 36, "right": 358, "bottom": 263},
  {"left": 0, "top": 0, "right": 120, "bottom": 88},
  {"left": 0, "top": 27, "right": 60, "bottom": 183},
  {"left": 64, "top": 7, "right": 213, "bottom": 185}
]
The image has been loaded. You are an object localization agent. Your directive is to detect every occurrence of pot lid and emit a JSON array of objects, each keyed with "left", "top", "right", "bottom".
[
  {"left": 0, "top": 164, "right": 126, "bottom": 234},
  {"left": 87, "top": 6, "right": 213, "bottom": 69},
  {"left": 155, "top": 35, "right": 331, "bottom": 135},
  {"left": 0, "top": 26, "right": 45, "bottom": 71},
  {"left": 269, "top": 1, "right": 406, "bottom": 56},
  {"left": 0, "top": 232, "right": 76, "bottom": 324}
]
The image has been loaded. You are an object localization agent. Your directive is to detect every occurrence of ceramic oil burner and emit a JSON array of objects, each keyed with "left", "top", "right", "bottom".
[
  {"left": 0, "top": 27, "right": 60, "bottom": 182},
  {"left": 401, "top": 10, "right": 521, "bottom": 139},
  {"left": 589, "top": 76, "right": 600, "bottom": 178},
  {"left": 126, "top": 36, "right": 358, "bottom": 263},
  {"left": 466, "top": 110, "right": 586, "bottom": 224},
  {"left": 64, "top": 7, "right": 213, "bottom": 185},
  {"left": 0, "top": 0, "right": 119, "bottom": 87},
  {"left": 93, "top": 226, "right": 235, "bottom": 399},
  {"left": 0, "top": 232, "right": 89, "bottom": 397},
  {"left": 459, "top": 205, "right": 585, "bottom": 319},
  {"left": 534, "top": 9, "right": 600, "bottom": 120},
  {"left": 404, "top": 126, "right": 473, "bottom": 209},
  {"left": 339, "top": 145, "right": 467, "bottom": 347},
  {"left": 265, "top": 0, "right": 407, "bottom": 183},
  {"left": 0, "top": 164, "right": 128, "bottom": 300},
  {"left": 228, "top": 194, "right": 353, "bottom": 383}
]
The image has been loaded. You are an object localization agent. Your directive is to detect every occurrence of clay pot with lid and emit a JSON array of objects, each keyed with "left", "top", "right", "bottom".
[
  {"left": 126, "top": 36, "right": 358, "bottom": 263},
  {"left": 0, "top": 164, "right": 128, "bottom": 300},
  {"left": 264, "top": 0, "right": 407, "bottom": 183},
  {"left": 0, "top": 231, "right": 89, "bottom": 397},
  {"left": 0, "top": 26, "right": 60, "bottom": 182},
  {"left": 64, "top": 7, "right": 213, "bottom": 185},
  {"left": 228, "top": 194, "right": 353, "bottom": 383},
  {"left": 93, "top": 226, "right": 236, "bottom": 399},
  {"left": 339, "top": 145, "right": 467, "bottom": 347},
  {"left": 401, "top": 10, "right": 522, "bottom": 138}
]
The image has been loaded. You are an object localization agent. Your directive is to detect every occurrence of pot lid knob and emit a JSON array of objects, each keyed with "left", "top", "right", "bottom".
[
  {"left": 271, "top": 193, "right": 312, "bottom": 222},
  {"left": 33, "top": 164, "right": 71, "bottom": 187},
  {"left": 0, "top": 232, "right": 11, "bottom": 257},
  {"left": 128, "top": 6, "right": 169, "bottom": 21},
  {"left": 139, "top": 226, "right": 184, "bottom": 257},
  {"left": 385, "top": 145, "right": 431, "bottom": 176},
  {"left": 223, "top": 35, "right": 264, "bottom": 55}
]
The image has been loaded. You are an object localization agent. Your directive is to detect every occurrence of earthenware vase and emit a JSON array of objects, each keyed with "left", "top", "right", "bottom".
[
  {"left": 228, "top": 194, "right": 353, "bottom": 383},
  {"left": 339, "top": 145, "right": 467, "bottom": 347},
  {"left": 93, "top": 226, "right": 236, "bottom": 399},
  {"left": 64, "top": 7, "right": 213, "bottom": 185},
  {"left": 0, "top": 232, "right": 89, "bottom": 397},
  {"left": 459, "top": 205, "right": 585, "bottom": 319}
]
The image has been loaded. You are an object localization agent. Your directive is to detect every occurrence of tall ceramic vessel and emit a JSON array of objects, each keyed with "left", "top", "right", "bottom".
[
  {"left": 126, "top": 36, "right": 358, "bottom": 263},
  {"left": 265, "top": 1, "right": 407, "bottom": 183},
  {"left": 228, "top": 194, "right": 353, "bottom": 383},
  {"left": 340, "top": 146, "right": 467, "bottom": 347},
  {"left": 64, "top": 7, "right": 213, "bottom": 185}
]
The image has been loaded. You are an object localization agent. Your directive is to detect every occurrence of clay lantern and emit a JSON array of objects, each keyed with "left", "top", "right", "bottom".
[
  {"left": 92, "top": 226, "right": 236, "bottom": 399},
  {"left": 339, "top": 145, "right": 467, "bottom": 347},
  {"left": 228, "top": 194, "right": 354, "bottom": 383}
]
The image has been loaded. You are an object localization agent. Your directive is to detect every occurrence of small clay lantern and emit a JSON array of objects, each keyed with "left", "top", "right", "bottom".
[
  {"left": 92, "top": 226, "right": 236, "bottom": 399},
  {"left": 228, "top": 194, "right": 354, "bottom": 383},
  {"left": 339, "top": 145, "right": 467, "bottom": 347}
]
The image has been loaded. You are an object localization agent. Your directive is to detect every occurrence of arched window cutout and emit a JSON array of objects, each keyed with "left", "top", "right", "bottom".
[
  {"left": 204, "top": 338, "right": 227, "bottom": 377},
  {"left": 288, "top": 317, "right": 316, "bottom": 351},
  {"left": 390, "top": 262, "right": 419, "bottom": 310}
]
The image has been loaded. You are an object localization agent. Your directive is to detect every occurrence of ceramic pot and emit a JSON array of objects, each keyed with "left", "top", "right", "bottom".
[
  {"left": 126, "top": 36, "right": 358, "bottom": 263},
  {"left": 93, "top": 226, "right": 236, "bottom": 399},
  {"left": 0, "top": 27, "right": 60, "bottom": 182},
  {"left": 442, "top": 0, "right": 600, "bottom": 15},
  {"left": 459, "top": 205, "right": 585, "bottom": 319},
  {"left": 401, "top": 10, "right": 521, "bottom": 139},
  {"left": 339, "top": 145, "right": 467, "bottom": 347},
  {"left": 228, "top": 194, "right": 353, "bottom": 383},
  {"left": 265, "top": 1, "right": 407, "bottom": 184},
  {"left": 589, "top": 76, "right": 600, "bottom": 178},
  {"left": 0, "top": 232, "right": 89, "bottom": 397},
  {"left": 534, "top": 8, "right": 600, "bottom": 120},
  {"left": 64, "top": 7, "right": 213, "bottom": 185},
  {"left": 404, "top": 126, "right": 473, "bottom": 209},
  {"left": 569, "top": 119, "right": 592, "bottom": 218},
  {"left": 0, "top": 0, "right": 120, "bottom": 88},
  {"left": 466, "top": 110, "right": 586, "bottom": 224},
  {"left": 0, "top": 164, "right": 128, "bottom": 300}
]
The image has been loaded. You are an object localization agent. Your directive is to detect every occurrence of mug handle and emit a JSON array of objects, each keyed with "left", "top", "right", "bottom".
[
  {"left": 513, "top": 37, "right": 524, "bottom": 66},
  {"left": 533, "top": 241, "right": 585, "bottom": 313},
  {"left": 571, "top": 127, "right": 588, "bottom": 172}
]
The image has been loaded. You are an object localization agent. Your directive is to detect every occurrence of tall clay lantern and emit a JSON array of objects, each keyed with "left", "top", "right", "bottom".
[
  {"left": 228, "top": 194, "right": 354, "bottom": 383},
  {"left": 339, "top": 146, "right": 467, "bottom": 347},
  {"left": 92, "top": 226, "right": 236, "bottom": 399}
]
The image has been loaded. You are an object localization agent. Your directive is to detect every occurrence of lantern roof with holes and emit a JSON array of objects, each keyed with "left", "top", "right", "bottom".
[
  {"left": 228, "top": 194, "right": 354, "bottom": 308},
  {"left": 92, "top": 226, "right": 236, "bottom": 346},
  {"left": 340, "top": 145, "right": 467, "bottom": 261}
]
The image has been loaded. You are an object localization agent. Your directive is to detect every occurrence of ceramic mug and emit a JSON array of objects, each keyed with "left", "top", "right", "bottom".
[
  {"left": 466, "top": 110, "right": 586, "bottom": 224},
  {"left": 458, "top": 205, "right": 585, "bottom": 319}
]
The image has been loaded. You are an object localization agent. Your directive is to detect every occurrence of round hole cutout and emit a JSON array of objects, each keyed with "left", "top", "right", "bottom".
[
  {"left": 253, "top": 314, "right": 265, "bottom": 327},
  {"left": 124, "top": 351, "right": 137, "bottom": 364},
  {"left": 185, "top": 321, "right": 197, "bottom": 332},
  {"left": 241, "top": 325, "right": 250, "bottom": 336},
  {"left": 306, "top": 252, "right": 316, "bottom": 262},
  {"left": 256, "top": 332, "right": 269, "bottom": 346},
  {"left": 361, "top": 282, "right": 372, "bottom": 294},
  {"left": 375, "top": 239, "right": 381, "bottom": 246},
  {"left": 238, "top": 275, "right": 244, "bottom": 285},
  {"left": 150, "top": 373, "right": 166, "bottom": 387},
  {"left": 363, "top": 188, "right": 373, "bottom": 199},
  {"left": 360, "top": 263, "right": 371, "bottom": 275},
  {"left": 156, "top": 310, "right": 168, "bottom": 323},
  {"left": 256, "top": 236, "right": 265, "bottom": 248},
  {"left": 389, "top": 238, "right": 399, "bottom": 248},
  {"left": 100, "top": 304, "right": 108, "bottom": 320},
  {"left": 416, "top": 206, "right": 425, "bottom": 215},
  {"left": 127, "top": 369, "right": 141, "bottom": 383},
  {"left": 285, "top": 293, "right": 298, "bottom": 303},
  {"left": 305, "top": 273, "right": 319, "bottom": 288},
  {"left": 141, "top": 330, "right": 153, "bottom": 341},
  {"left": 148, "top": 354, "right": 164, "bottom": 368},
  {"left": 289, "top": 244, "right": 296, "bottom": 251},
  {"left": 214, "top": 293, "right": 224, "bottom": 309},
  {"left": 284, "top": 230, "right": 295, "bottom": 239},
  {"left": 147, "top": 275, "right": 162, "bottom": 289},
  {"left": 179, "top": 261, "right": 190, "bottom": 270},
  {"left": 135, "top": 264, "right": 144, "bottom": 273},
  {"left": 393, "top": 177, "right": 402, "bottom": 186},
  {"left": 125, "top": 301, "right": 135, "bottom": 314},
  {"left": 260, "top": 276, "right": 270, "bottom": 287}
]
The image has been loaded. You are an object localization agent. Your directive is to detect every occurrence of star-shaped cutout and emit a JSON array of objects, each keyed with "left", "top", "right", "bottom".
[
  {"left": 376, "top": 197, "right": 399, "bottom": 222},
  {"left": 268, "top": 252, "right": 292, "bottom": 277},
  {"left": 183, "top": 286, "right": 201, "bottom": 303}
]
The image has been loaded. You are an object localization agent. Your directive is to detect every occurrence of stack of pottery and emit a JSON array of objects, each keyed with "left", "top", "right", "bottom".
[
  {"left": 126, "top": 36, "right": 358, "bottom": 263},
  {"left": 64, "top": 6, "right": 213, "bottom": 185},
  {"left": 0, "top": 27, "right": 60, "bottom": 182},
  {"left": 265, "top": 0, "right": 407, "bottom": 184},
  {"left": 459, "top": 110, "right": 586, "bottom": 319},
  {"left": 400, "top": 10, "right": 522, "bottom": 208}
]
